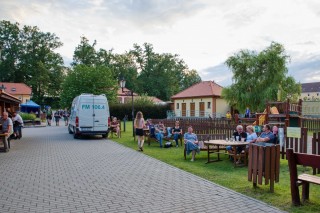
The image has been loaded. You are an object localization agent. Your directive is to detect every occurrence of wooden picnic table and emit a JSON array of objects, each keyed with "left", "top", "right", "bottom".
[{"left": 205, "top": 140, "right": 249, "bottom": 167}]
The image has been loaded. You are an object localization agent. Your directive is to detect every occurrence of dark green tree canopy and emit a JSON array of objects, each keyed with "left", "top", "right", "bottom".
[
  {"left": 222, "top": 42, "right": 301, "bottom": 113},
  {"left": 0, "top": 20, "right": 65, "bottom": 104},
  {"left": 60, "top": 65, "right": 117, "bottom": 108}
]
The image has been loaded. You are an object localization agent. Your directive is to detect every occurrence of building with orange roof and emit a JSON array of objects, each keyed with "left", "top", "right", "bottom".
[
  {"left": 171, "top": 81, "right": 229, "bottom": 117},
  {"left": 0, "top": 82, "right": 32, "bottom": 104}
]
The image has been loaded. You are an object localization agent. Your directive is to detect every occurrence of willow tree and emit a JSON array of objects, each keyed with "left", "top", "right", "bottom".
[{"left": 222, "top": 42, "right": 301, "bottom": 113}]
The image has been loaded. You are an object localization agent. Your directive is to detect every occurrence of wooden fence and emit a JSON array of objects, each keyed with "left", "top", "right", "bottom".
[{"left": 302, "top": 117, "right": 320, "bottom": 132}]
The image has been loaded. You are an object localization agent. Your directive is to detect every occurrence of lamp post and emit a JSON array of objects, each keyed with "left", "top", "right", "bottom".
[{"left": 119, "top": 78, "right": 135, "bottom": 137}]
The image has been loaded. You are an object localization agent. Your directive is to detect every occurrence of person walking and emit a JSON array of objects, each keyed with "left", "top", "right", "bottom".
[
  {"left": 46, "top": 107, "right": 53, "bottom": 126},
  {"left": 134, "top": 111, "right": 145, "bottom": 152},
  {"left": 54, "top": 111, "right": 61, "bottom": 126}
]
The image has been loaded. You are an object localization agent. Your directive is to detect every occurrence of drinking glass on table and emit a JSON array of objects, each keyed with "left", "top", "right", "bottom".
[
  {"left": 241, "top": 137, "right": 245, "bottom": 142},
  {"left": 236, "top": 136, "right": 239, "bottom": 141}
]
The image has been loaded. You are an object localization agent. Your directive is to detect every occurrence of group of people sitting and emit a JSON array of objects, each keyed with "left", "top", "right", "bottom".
[
  {"left": 184, "top": 124, "right": 279, "bottom": 162},
  {"left": 146, "top": 119, "right": 183, "bottom": 148}
]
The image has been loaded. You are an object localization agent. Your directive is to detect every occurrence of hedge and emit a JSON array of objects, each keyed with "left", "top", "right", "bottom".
[{"left": 109, "top": 103, "right": 170, "bottom": 120}]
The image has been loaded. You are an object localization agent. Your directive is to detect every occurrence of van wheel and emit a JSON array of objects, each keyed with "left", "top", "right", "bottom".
[
  {"left": 73, "top": 127, "right": 79, "bottom": 139},
  {"left": 102, "top": 134, "right": 107, "bottom": 138},
  {"left": 68, "top": 125, "right": 73, "bottom": 134}
]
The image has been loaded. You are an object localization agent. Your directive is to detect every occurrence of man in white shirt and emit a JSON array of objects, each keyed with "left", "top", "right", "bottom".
[
  {"left": 12, "top": 111, "right": 23, "bottom": 139},
  {"left": 0, "top": 112, "right": 13, "bottom": 152}
]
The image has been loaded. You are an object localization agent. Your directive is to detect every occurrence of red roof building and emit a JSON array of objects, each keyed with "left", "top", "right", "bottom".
[
  {"left": 0, "top": 82, "right": 32, "bottom": 104},
  {"left": 171, "top": 81, "right": 229, "bottom": 118}
]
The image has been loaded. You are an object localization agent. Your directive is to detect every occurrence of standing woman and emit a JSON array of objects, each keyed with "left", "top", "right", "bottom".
[{"left": 134, "top": 111, "right": 145, "bottom": 151}]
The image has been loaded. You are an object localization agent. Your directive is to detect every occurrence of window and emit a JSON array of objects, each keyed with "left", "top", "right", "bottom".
[
  {"left": 11, "top": 88, "right": 16, "bottom": 92},
  {"left": 317, "top": 93, "right": 319, "bottom": 96},
  {"left": 207, "top": 102, "right": 211, "bottom": 109},
  {"left": 176, "top": 103, "right": 179, "bottom": 109},
  {"left": 308, "top": 93, "right": 310, "bottom": 96},
  {"left": 18, "top": 96, "right": 22, "bottom": 100}
]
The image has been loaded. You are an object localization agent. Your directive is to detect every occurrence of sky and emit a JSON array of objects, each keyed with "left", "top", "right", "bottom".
[{"left": 1, "top": 0, "right": 320, "bottom": 86}]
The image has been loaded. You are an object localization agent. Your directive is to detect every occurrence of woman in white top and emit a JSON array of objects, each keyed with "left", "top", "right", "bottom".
[{"left": 134, "top": 111, "right": 145, "bottom": 151}]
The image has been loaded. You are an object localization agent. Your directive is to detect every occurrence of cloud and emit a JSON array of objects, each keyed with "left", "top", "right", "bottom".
[
  {"left": 288, "top": 55, "right": 320, "bottom": 83},
  {"left": 199, "top": 63, "right": 233, "bottom": 87}
]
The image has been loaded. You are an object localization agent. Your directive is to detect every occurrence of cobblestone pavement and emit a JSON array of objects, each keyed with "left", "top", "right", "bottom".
[{"left": 0, "top": 126, "right": 284, "bottom": 213}]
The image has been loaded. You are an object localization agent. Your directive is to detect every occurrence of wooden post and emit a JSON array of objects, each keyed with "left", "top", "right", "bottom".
[{"left": 286, "top": 148, "right": 301, "bottom": 206}]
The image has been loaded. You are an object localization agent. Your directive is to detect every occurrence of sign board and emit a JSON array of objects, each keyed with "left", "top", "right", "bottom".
[
  {"left": 287, "top": 127, "right": 301, "bottom": 138},
  {"left": 254, "top": 125, "right": 262, "bottom": 133},
  {"left": 278, "top": 128, "right": 284, "bottom": 147}
]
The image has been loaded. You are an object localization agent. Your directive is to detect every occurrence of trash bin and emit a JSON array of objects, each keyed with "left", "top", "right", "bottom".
[{"left": 248, "top": 143, "right": 280, "bottom": 192}]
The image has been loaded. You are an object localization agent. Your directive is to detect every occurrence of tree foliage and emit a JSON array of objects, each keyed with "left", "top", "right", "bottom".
[
  {"left": 130, "top": 43, "right": 201, "bottom": 101},
  {"left": 0, "top": 20, "right": 65, "bottom": 104},
  {"left": 60, "top": 65, "right": 117, "bottom": 108},
  {"left": 222, "top": 42, "right": 301, "bottom": 112}
]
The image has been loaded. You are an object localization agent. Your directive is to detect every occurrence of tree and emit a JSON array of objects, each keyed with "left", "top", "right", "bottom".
[
  {"left": 71, "top": 36, "right": 97, "bottom": 66},
  {"left": 181, "top": 69, "right": 202, "bottom": 91},
  {"left": 60, "top": 65, "right": 117, "bottom": 108},
  {"left": 222, "top": 42, "right": 301, "bottom": 113},
  {"left": 0, "top": 20, "right": 65, "bottom": 105},
  {"left": 130, "top": 43, "right": 201, "bottom": 101}
]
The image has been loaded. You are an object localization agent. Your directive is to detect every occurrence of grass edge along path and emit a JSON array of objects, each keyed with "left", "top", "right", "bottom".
[{"left": 113, "top": 123, "right": 320, "bottom": 213}]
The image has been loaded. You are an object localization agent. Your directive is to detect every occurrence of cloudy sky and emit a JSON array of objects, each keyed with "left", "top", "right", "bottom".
[{"left": 1, "top": 0, "right": 320, "bottom": 86}]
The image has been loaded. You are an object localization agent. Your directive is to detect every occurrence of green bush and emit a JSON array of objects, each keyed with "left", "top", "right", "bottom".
[
  {"left": 109, "top": 103, "right": 170, "bottom": 120},
  {"left": 20, "top": 112, "right": 37, "bottom": 121}
]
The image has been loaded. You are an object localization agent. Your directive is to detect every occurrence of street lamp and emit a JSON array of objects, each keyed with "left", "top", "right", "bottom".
[{"left": 119, "top": 78, "right": 135, "bottom": 137}]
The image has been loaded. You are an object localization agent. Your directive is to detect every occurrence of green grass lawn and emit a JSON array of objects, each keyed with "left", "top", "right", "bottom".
[{"left": 113, "top": 122, "right": 320, "bottom": 213}]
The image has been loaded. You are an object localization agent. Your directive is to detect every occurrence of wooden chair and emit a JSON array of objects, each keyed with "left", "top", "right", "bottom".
[{"left": 287, "top": 148, "right": 320, "bottom": 205}]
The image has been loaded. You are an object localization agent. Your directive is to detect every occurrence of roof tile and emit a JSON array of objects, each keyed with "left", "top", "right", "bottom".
[{"left": 171, "top": 81, "right": 223, "bottom": 99}]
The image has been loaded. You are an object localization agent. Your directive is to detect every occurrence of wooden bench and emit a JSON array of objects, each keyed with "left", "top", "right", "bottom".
[
  {"left": 184, "top": 134, "right": 225, "bottom": 160},
  {"left": 287, "top": 148, "right": 320, "bottom": 205}
]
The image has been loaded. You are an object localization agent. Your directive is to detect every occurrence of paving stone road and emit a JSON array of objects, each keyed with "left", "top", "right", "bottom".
[{"left": 0, "top": 126, "right": 285, "bottom": 213}]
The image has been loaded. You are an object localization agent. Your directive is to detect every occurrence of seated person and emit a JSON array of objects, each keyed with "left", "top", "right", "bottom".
[
  {"left": 245, "top": 125, "right": 258, "bottom": 150},
  {"left": 155, "top": 121, "right": 166, "bottom": 148},
  {"left": 147, "top": 119, "right": 156, "bottom": 138},
  {"left": 226, "top": 125, "right": 247, "bottom": 154},
  {"left": 12, "top": 111, "right": 23, "bottom": 139},
  {"left": 172, "top": 120, "right": 182, "bottom": 147},
  {"left": 110, "top": 117, "right": 120, "bottom": 137},
  {"left": 256, "top": 124, "right": 275, "bottom": 143},
  {"left": 272, "top": 125, "right": 279, "bottom": 144},
  {"left": 0, "top": 112, "right": 14, "bottom": 152},
  {"left": 184, "top": 126, "right": 199, "bottom": 162}
]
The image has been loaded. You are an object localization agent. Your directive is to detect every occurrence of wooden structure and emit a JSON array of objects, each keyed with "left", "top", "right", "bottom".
[
  {"left": 235, "top": 99, "right": 302, "bottom": 128},
  {"left": 203, "top": 139, "right": 248, "bottom": 167},
  {"left": 284, "top": 127, "right": 308, "bottom": 158},
  {"left": 0, "top": 90, "right": 21, "bottom": 115},
  {"left": 312, "top": 132, "right": 320, "bottom": 175},
  {"left": 248, "top": 143, "right": 280, "bottom": 192},
  {"left": 287, "top": 148, "right": 320, "bottom": 205}
]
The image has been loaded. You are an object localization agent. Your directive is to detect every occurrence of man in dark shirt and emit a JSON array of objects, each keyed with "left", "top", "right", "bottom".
[{"left": 226, "top": 125, "right": 247, "bottom": 154}]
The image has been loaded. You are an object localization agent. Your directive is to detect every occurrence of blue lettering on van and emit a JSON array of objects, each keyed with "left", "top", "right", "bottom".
[
  {"left": 92, "top": 104, "right": 105, "bottom": 110},
  {"left": 82, "top": 104, "right": 90, "bottom": 109}
]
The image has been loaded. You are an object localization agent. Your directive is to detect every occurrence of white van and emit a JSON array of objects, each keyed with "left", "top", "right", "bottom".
[{"left": 68, "top": 94, "right": 110, "bottom": 139}]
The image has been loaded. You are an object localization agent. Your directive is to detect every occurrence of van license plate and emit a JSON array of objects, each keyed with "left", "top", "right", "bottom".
[{"left": 81, "top": 128, "right": 91, "bottom": 131}]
